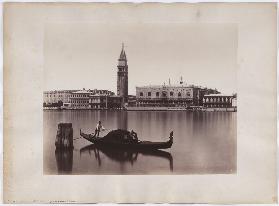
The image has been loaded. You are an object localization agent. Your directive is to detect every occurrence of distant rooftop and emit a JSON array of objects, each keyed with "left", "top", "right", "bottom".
[
  {"left": 90, "top": 93, "right": 109, "bottom": 96},
  {"left": 72, "top": 90, "right": 93, "bottom": 94},
  {"left": 204, "top": 94, "right": 233, "bottom": 97},
  {"left": 53, "top": 88, "right": 115, "bottom": 94},
  {"left": 90, "top": 94, "right": 120, "bottom": 97},
  {"left": 136, "top": 84, "right": 210, "bottom": 89},
  {"left": 137, "top": 84, "right": 184, "bottom": 88},
  {"left": 43, "top": 90, "right": 79, "bottom": 93}
]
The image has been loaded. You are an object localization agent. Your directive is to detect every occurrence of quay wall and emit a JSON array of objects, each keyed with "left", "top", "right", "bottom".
[
  {"left": 43, "top": 107, "right": 237, "bottom": 112},
  {"left": 126, "top": 107, "right": 237, "bottom": 112}
]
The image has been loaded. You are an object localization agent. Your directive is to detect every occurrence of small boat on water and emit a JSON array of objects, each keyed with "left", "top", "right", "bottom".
[{"left": 80, "top": 129, "right": 173, "bottom": 150}]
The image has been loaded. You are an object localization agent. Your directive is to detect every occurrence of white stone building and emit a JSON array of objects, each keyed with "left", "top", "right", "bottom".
[
  {"left": 43, "top": 90, "right": 78, "bottom": 105},
  {"left": 69, "top": 89, "right": 115, "bottom": 109},
  {"left": 135, "top": 82, "right": 219, "bottom": 107},
  {"left": 203, "top": 94, "right": 235, "bottom": 108}
]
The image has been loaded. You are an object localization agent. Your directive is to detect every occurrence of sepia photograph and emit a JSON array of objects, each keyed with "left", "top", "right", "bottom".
[
  {"left": 4, "top": 2, "right": 276, "bottom": 203},
  {"left": 43, "top": 21, "right": 237, "bottom": 175}
]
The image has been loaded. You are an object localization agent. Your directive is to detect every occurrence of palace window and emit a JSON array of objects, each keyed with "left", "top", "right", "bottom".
[
  {"left": 178, "top": 92, "right": 181, "bottom": 97},
  {"left": 140, "top": 92, "right": 143, "bottom": 96},
  {"left": 148, "top": 92, "right": 151, "bottom": 96},
  {"left": 170, "top": 92, "right": 173, "bottom": 96},
  {"left": 156, "top": 92, "right": 159, "bottom": 97}
]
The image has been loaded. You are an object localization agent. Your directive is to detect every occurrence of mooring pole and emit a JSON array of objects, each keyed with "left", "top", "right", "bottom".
[{"left": 55, "top": 123, "right": 74, "bottom": 149}]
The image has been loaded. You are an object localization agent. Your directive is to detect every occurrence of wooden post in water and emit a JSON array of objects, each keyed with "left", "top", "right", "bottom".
[
  {"left": 55, "top": 148, "right": 73, "bottom": 173},
  {"left": 55, "top": 123, "right": 73, "bottom": 149}
]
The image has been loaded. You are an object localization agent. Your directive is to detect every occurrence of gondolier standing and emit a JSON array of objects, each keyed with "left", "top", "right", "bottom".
[{"left": 94, "top": 121, "right": 105, "bottom": 137}]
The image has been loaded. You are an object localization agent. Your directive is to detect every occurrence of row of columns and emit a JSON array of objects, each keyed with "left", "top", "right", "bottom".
[
  {"left": 203, "top": 97, "right": 233, "bottom": 103},
  {"left": 136, "top": 99, "right": 191, "bottom": 107}
]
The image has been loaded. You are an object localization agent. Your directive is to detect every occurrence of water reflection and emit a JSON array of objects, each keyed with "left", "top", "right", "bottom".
[
  {"left": 80, "top": 144, "right": 173, "bottom": 172},
  {"left": 44, "top": 110, "right": 236, "bottom": 174},
  {"left": 55, "top": 148, "right": 73, "bottom": 174},
  {"left": 117, "top": 111, "right": 128, "bottom": 130}
]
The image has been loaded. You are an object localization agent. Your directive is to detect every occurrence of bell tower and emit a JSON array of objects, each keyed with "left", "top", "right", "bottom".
[{"left": 117, "top": 43, "right": 128, "bottom": 105}]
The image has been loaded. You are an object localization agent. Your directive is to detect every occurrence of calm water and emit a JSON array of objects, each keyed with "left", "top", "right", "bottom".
[{"left": 44, "top": 110, "right": 236, "bottom": 175}]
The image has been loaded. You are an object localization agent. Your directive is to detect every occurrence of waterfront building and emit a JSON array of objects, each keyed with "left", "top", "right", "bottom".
[
  {"left": 69, "top": 89, "right": 115, "bottom": 109},
  {"left": 135, "top": 80, "right": 219, "bottom": 107},
  {"left": 44, "top": 88, "right": 117, "bottom": 109},
  {"left": 128, "top": 95, "right": 137, "bottom": 107},
  {"left": 69, "top": 89, "right": 93, "bottom": 109},
  {"left": 117, "top": 43, "right": 128, "bottom": 105},
  {"left": 43, "top": 90, "right": 78, "bottom": 105},
  {"left": 203, "top": 94, "right": 235, "bottom": 108},
  {"left": 196, "top": 87, "right": 221, "bottom": 106},
  {"left": 89, "top": 94, "right": 122, "bottom": 109}
]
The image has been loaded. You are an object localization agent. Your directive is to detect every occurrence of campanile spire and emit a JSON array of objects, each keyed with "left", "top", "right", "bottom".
[{"left": 119, "top": 42, "right": 127, "bottom": 60}]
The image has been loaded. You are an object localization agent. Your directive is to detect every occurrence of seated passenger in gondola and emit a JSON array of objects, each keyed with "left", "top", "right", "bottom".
[
  {"left": 130, "top": 130, "right": 138, "bottom": 142},
  {"left": 122, "top": 130, "right": 138, "bottom": 143}
]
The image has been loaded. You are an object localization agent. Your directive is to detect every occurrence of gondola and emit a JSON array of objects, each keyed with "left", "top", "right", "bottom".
[{"left": 80, "top": 129, "right": 173, "bottom": 150}]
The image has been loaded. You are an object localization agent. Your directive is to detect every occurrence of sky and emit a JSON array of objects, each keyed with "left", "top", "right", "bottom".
[{"left": 44, "top": 22, "right": 237, "bottom": 95}]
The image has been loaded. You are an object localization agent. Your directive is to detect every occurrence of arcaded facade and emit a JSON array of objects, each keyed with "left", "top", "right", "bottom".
[
  {"left": 203, "top": 94, "right": 235, "bottom": 108},
  {"left": 136, "top": 84, "right": 199, "bottom": 107},
  {"left": 136, "top": 84, "right": 220, "bottom": 107}
]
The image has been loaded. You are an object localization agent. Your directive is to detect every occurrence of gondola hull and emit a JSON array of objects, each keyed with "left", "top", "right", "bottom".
[{"left": 80, "top": 130, "right": 173, "bottom": 150}]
